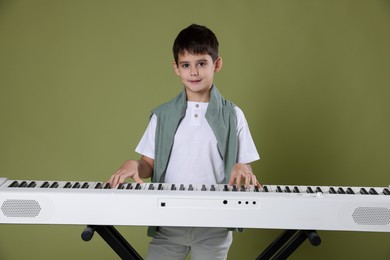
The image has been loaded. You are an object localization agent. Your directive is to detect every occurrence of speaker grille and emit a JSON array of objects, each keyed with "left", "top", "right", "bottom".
[
  {"left": 1, "top": 199, "right": 41, "bottom": 218},
  {"left": 352, "top": 207, "right": 390, "bottom": 226}
]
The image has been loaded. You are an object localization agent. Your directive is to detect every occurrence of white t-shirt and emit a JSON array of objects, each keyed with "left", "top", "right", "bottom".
[{"left": 135, "top": 101, "right": 260, "bottom": 184}]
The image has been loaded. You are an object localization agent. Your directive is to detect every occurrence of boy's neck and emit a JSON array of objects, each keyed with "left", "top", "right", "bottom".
[{"left": 185, "top": 88, "right": 211, "bottom": 102}]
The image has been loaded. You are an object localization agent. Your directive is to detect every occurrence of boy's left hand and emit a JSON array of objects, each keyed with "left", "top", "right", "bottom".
[{"left": 228, "top": 163, "right": 261, "bottom": 188}]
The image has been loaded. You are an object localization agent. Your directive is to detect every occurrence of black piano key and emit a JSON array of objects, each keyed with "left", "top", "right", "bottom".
[
  {"left": 171, "top": 184, "right": 176, "bottom": 190},
  {"left": 369, "top": 188, "right": 378, "bottom": 195},
  {"left": 210, "top": 185, "right": 216, "bottom": 191},
  {"left": 117, "top": 183, "right": 125, "bottom": 189},
  {"left": 94, "top": 183, "right": 103, "bottom": 189},
  {"left": 293, "top": 186, "right": 300, "bottom": 193},
  {"left": 148, "top": 184, "right": 154, "bottom": 190},
  {"left": 240, "top": 185, "right": 246, "bottom": 192},
  {"left": 263, "top": 186, "right": 269, "bottom": 192},
  {"left": 360, "top": 188, "right": 369, "bottom": 195},
  {"left": 383, "top": 188, "right": 390, "bottom": 195},
  {"left": 72, "top": 182, "right": 81, "bottom": 189},
  {"left": 276, "top": 186, "right": 283, "bottom": 193},
  {"left": 81, "top": 182, "right": 89, "bottom": 189},
  {"left": 50, "top": 182, "right": 59, "bottom": 188},
  {"left": 180, "top": 184, "right": 185, "bottom": 191},
  {"left": 315, "top": 187, "right": 323, "bottom": 193},
  {"left": 306, "top": 187, "right": 314, "bottom": 193},
  {"left": 157, "top": 183, "right": 163, "bottom": 190},
  {"left": 135, "top": 183, "right": 141, "bottom": 190},
  {"left": 223, "top": 185, "right": 229, "bottom": 191},
  {"left": 337, "top": 187, "right": 346, "bottom": 194},
  {"left": 284, "top": 186, "right": 291, "bottom": 193},
  {"left": 329, "top": 187, "right": 337, "bottom": 194},
  {"left": 41, "top": 182, "right": 49, "bottom": 188},
  {"left": 126, "top": 183, "right": 132, "bottom": 189},
  {"left": 232, "top": 185, "right": 237, "bottom": 192},
  {"left": 201, "top": 185, "right": 206, "bottom": 191},
  {"left": 64, "top": 182, "right": 72, "bottom": 188},
  {"left": 188, "top": 184, "right": 194, "bottom": 191},
  {"left": 27, "top": 181, "right": 36, "bottom": 188},
  {"left": 9, "top": 181, "right": 19, "bottom": 187},
  {"left": 346, "top": 188, "right": 354, "bottom": 194},
  {"left": 104, "top": 183, "right": 111, "bottom": 189},
  {"left": 254, "top": 186, "right": 260, "bottom": 192},
  {"left": 18, "top": 181, "right": 28, "bottom": 188}
]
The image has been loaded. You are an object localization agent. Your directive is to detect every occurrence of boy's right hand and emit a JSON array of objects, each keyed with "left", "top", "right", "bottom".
[{"left": 108, "top": 160, "right": 144, "bottom": 188}]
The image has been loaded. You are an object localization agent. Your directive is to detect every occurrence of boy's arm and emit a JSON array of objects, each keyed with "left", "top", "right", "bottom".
[
  {"left": 108, "top": 155, "right": 154, "bottom": 188},
  {"left": 228, "top": 163, "right": 261, "bottom": 188}
]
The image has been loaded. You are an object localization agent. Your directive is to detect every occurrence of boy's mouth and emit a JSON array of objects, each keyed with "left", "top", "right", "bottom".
[{"left": 188, "top": 79, "right": 202, "bottom": 83}]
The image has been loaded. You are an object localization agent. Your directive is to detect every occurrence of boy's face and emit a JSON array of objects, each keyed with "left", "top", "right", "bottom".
[{"left": 174, "top": 51, "right": 222, "bottom": 102}]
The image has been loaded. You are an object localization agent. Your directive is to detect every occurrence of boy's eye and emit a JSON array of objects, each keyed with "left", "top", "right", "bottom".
[
  {"left": 181, "top": 64, "right": 189, "bottom": 68},
  {"left": 197, "top": 62, "right": 207, "bottom": 67}
]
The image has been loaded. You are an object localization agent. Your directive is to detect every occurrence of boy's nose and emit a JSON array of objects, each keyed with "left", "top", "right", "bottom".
[{"left": 190, "top": 68, "right": 199, "bottom": 76}]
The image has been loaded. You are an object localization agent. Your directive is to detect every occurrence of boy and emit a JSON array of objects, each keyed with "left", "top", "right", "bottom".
[{"left": 109, "top": 24, "right": 260, "bottom": 260}]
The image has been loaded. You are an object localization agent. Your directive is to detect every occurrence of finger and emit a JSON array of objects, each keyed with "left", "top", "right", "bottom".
[
  {"left": 118, "top": 170, "right": 136, "bottom": 186},
  {"left": 228, "top": 174, "right": 236, "bottom": 186},
  {"left": 132, "top": 174, "right": 144, "bottom": 184},
  {"left": 111, "top": 172, "right": 122, "bottom": 188},
  {"left": 254, "top": 178, "right": 262, "bottom": 189},
  {"left": 108, "top": 173, "right": 118, "bottom": 188},
  {"left": 251, "top": 175, "right": 258, "bottom": 187},
  {"left": 118, "top": 175, "right": 128, "bottom": 187},
  {"left": 235, "top": 174, "right": 242, "bottom": 187},
  {"left": 111, "top": 170, "right": 125, "bottom": 188},
  {"left": 245, "top": 174, "right": 251, "bottom": 188}
]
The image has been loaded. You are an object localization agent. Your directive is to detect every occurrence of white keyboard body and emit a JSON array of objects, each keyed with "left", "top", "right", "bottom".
[{"left": 1, "top": 178, "right": 390, "bottom": 232}]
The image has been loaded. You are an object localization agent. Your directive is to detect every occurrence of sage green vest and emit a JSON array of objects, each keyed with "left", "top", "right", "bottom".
[{"left": 151, "top": 85, "right": 238, "bottom": 183}]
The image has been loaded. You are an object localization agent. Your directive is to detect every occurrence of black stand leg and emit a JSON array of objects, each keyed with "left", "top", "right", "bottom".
[
  {"left": 82, "top": 225, "right": 143, "bottom": 260},
  {"left": 256, "top": 230, "right": 321, "bottom": 260},
  {"left": 256, "top": 230, "right": 297, "bottom": 259}
]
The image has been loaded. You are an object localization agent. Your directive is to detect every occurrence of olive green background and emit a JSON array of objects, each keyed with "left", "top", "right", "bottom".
[{"left": 1, "top": 1, "right": 389, "bottom": 259}]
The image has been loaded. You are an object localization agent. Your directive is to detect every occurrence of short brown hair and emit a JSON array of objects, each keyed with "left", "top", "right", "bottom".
[{"left": 173, "top": 24, "right": 219, "bottom": 64}]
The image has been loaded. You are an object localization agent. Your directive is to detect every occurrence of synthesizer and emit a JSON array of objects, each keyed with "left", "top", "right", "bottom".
[{"left": 1, "top": 177, "right": 390, "bottom": 232}]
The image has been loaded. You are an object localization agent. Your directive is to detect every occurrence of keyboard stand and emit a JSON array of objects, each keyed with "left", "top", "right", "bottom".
[
  {"left": 81, "top": 225, "right": 143, "bottom": 260},
  {"left": 81, "top": 226, "right": 319, "bottom": 260},
  {"left": 256, "top": 229, "right": 321, "bottom": 259}
]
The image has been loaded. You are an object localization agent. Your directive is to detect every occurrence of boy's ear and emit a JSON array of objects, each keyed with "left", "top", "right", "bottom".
[
  {"left": 214, "top": 57, "right": 223, "bottom": 72},
  {"left": 173, "top": 61, "right": 180, "bottom": 76}
]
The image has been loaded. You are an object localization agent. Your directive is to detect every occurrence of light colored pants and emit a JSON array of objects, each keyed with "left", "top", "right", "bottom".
[{"left": 146, "top": 227, "right": 233, "bottom": 260}]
